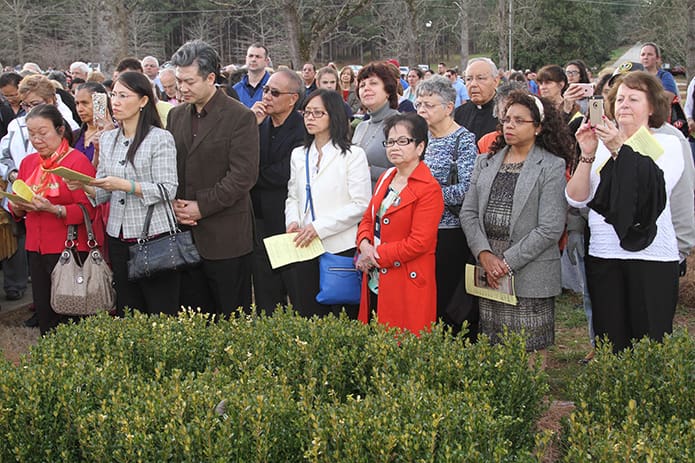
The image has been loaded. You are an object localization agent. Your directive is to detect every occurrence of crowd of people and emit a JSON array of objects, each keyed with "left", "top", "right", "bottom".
[{"left": 0, "top": 40, "right": 693, "bottom": 357}]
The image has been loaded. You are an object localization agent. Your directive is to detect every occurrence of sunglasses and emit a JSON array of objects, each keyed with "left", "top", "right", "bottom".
[{"left": 262, "top": 86, "right": 296, "bottom": 97}]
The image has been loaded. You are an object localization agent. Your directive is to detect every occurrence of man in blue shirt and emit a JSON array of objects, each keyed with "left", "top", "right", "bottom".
[
  {"left": 445, "top": 68, "right": 469, "bottom": 108},
  {"left": 233, "top": 44, "right": 271, "bottom": 107}
]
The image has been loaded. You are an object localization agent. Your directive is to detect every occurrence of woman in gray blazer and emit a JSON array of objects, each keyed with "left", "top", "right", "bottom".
[
  {"left": 460, "top": 91, "right": 572, "bottom": 351},
  {"left": 71, "top": 72, "right": 179, "bottom": 316}
]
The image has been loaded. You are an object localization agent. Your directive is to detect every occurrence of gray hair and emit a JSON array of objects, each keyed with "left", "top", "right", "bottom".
[
  {"left": 170, "top": 40, "right": 220, "bottom": 79},
  {"left": 142, "top": 56, "right": 159, "bottom": 67},
  {"left": 159, "top": 67, "right": 176, "bottom": 79},
  {"left": 466, "top": 57, "right": 498, "bottom": 77},
  {"left": 274, "top": 69, "right": 305, "bottom": 103},
  {"left": 415, "top": 75, "right": 456, "bottom": 104},
  {"left": 493, "top": 82, "right": 528, "bottom": 118},
  {"left": 70, "top": 61, "right": 89, "bottom": 74}
]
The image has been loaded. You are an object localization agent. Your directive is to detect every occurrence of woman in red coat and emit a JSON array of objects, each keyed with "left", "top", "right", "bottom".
[
  {"left": 356, "top": 113, "right": 444, "bottom": 335},
  {"left": 9, "top": 104, "right": 96, "bottom": 334}
]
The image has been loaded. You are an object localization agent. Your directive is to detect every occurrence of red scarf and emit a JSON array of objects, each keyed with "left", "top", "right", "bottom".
[{"left": 24, "top": 138, "right": 72, "bottom": 197}]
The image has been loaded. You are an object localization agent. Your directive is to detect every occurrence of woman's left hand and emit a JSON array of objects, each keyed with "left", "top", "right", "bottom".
[
  {"left": 594, "top": 117, "right": 624, "bottom": 155},
  {"left": 90, "top": 176, "right": 130, "bottom": 192},
  {"left": 293, "top": 224, "right": 318, "bottom": 248}
]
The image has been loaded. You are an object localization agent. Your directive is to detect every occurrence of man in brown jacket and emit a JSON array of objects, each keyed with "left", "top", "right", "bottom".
[{"left": 168, "top": 40, "right": 259, "bottom": 315}]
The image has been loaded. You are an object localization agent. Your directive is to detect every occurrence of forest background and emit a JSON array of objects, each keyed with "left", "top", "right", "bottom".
[{"left": 1, "top": 0, "right": 694, "bottom": 78}]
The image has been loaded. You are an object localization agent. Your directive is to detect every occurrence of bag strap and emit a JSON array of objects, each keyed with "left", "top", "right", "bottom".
[
  {"left": 304, "top": 147, "right": 315, "bottom": 221},
  {"left": 451, "top": 130, "right": 465, "bottom": 163},
  {"left": 156, "top": 183, "right": 179, "bottom": 233},
  {"left": 64, "top": 204, "right": 97, "bottom": 250},
  {"left": 139, "top": 184, "right": 178, "bottom": 242}
]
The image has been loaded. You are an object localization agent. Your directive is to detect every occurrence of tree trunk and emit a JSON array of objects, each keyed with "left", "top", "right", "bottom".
[
  {"left": 688, "top": 0, "right": 695, "bottom": 79},
  {"left": 498, "top": 0, "right": 507, "bottom": 70},
  {"left": 459, "top": 0, "right": 469, "bottom": 71}
]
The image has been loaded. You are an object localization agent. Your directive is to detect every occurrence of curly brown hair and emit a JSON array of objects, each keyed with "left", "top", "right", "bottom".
[{"left": 489, "top": 90, "right": 574, "bottom": 164}]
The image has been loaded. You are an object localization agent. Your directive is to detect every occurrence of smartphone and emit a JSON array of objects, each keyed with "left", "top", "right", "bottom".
[
  {"left": 588, "top": 96, "right": 604, "bottom": 126},
  {"left": 92, "top": 92, "right": 107, "bottom": 128},
  {"left": 573, "top": 83, "right": 595, "bottom": 98}
]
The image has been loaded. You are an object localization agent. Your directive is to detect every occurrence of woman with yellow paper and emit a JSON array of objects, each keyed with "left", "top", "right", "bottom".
[
  {"left": 9, "top": 104, "right": 95, "bottom": 334},
  {"left": 566, "top": 71, "right": 683, "bottom": 352}
]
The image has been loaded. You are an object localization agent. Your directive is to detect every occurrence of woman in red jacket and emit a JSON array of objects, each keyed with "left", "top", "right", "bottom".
[
  {"left": 356, "top": 113, "right": 444, "bottom": 335},
  {"left": 9, "top": 104, "right": 95, "bottom": 334}
]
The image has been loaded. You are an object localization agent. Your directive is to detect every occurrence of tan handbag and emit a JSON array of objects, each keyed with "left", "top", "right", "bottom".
[{"left": 51, "top": 204, "right": 115, "bottom": 316}]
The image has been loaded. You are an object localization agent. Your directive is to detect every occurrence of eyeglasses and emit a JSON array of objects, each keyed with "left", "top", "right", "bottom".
[
  {"left": 262, "top": 86, "right": 296, "bottom": 97},
  {"left": 414, "top": 101, "right": 446, "bottom": 111},
  {"left": 301, "top": 110, "right": 327, "bottom": 119},
  {"left": 501, "top": 117, "right": 535, "bottom": 127},
  {"left": 28, "top": 130, "right": 57, "bottom": 142},
  {"left": 109, "top": 92, "right": 139, "bottom": 100},
  {"left": 21, "top": 100, "right": 46, "bottom": 110},
  {"left": 565, "top": 70, "right": 580, "bottom": 76},
  {"left": 464, "top": 74, "right": 492, "bottom": 83},
  {"left": 382, "top": 137, "right": 417, "bottom": 147}
]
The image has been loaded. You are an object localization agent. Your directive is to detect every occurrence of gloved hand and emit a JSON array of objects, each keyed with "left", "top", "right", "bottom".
[
  {"left": 565, "top": 230, "right": 585, "bottom": 266},
  {"left": 679, "top": 260, "right": 687, "bottom": 277}
]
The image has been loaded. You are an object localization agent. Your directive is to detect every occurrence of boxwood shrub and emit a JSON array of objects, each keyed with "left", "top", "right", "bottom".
[
  {"left": 0, "top": 309, "right": 548, "bottom": 462},
  {"left": 561, "top": 331, "right": 694, "bottom": 462}
]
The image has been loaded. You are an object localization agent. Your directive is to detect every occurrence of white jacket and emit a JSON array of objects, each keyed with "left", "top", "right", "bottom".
[{"left": 285, "top": 141, "right": 371, "bottom": 254}]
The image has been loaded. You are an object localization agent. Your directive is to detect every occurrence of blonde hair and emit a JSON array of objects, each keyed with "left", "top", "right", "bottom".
[{"left": 18, "top": 74, "right": 56, "bottom": 103}]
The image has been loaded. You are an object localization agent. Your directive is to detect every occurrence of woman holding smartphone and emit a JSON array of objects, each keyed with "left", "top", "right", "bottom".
[
  {"left": 69, "top": 71, "right": 179, "bottom": 316},
  {"left": 73, "top": 82, "right": 114, "bottom": 167}
]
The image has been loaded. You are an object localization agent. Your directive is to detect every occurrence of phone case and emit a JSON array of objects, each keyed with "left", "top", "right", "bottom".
[{"left": 92, "top": 93, "right": 107, "bottom": 127}]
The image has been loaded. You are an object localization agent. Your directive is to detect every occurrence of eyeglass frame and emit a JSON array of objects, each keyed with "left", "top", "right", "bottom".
[
  {"left": 382, "top": 136, "right": 418, "bottom": 148},
  {"left": 20, "top": 100, "right": 47, "bottom": 110},
  {"left": 300, "top": 109, "right": 327, "bottom": 119},
  {"left": 500, "top": 117, "right": 536, "bottom": 127}
]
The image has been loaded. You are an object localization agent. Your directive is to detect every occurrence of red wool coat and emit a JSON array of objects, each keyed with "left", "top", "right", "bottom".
[{"left": 356, "top": 162, "right": 444, "bottom": 335}]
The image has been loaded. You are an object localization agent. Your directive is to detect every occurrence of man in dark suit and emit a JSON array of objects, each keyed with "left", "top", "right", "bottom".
[
  {"left": 454, "top": 57, "right": 500, "bottom": 142},
  {"left": 167, "top": 40, "right": 259, "bottom": 316},
  {"left": 249, "top": 70, "right": 306, "bottom": 313}
]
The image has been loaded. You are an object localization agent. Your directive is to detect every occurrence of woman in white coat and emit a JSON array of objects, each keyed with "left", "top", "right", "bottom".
[{"left": 285, "top": 89, "right": 371, "bottom": 318}]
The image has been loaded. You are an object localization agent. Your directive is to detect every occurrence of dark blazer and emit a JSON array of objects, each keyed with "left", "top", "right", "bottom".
[
  {"left": 460, "top": 144, "right": 567, "bottom": 298},
  {"left": 251, "top": 110, "right": 306, "bottom": 237},
  {"left": 167, "top": 89, "right": 260, "bottom": 260}
]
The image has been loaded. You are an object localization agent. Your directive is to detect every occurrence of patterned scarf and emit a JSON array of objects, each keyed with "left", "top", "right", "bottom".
[{"left": 24, "top": 138, "right": 71, "bottom": 197}]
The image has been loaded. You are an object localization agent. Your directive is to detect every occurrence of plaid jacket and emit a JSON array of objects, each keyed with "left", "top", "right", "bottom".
[{"left": 95, "top": 127, "right": 178, "bottom": 240}]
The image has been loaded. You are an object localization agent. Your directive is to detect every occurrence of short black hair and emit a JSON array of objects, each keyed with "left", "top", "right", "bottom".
[
  {"left": 170, "top": 40, "right": 221, "bottom": 79},
  {"left": 116, "top": 57, "right": 143, "bottom": 73},
  {"left": 0, "top": 72, "right": 22, "bottom": 88},
  {"left": 382, "top": 112, "right": 429, "bottom": 159}
]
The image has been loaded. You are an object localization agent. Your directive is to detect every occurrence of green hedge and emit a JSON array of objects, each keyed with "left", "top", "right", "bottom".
[
  {"left": 562, "top": 331, "right": 694, "bottom": 462},
  {"left": 0, "top": 309, "right": 548, "bottom": 462}
]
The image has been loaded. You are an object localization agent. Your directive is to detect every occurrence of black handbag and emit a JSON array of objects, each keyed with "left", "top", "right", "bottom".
[
  {"left": 51, "top": 204, "right": 115, "bottom": 315},
  {"left": 446, "top": 131, "right": 465, "bottom": 216},
  {"left": 127, "top": 184, "right": 201, "bottom": 281}
]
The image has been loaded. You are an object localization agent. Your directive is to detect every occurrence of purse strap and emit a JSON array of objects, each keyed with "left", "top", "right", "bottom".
[
  {"left": 65, "top": 204, "right": 97, "bottom": 249},
  {"left": 447, "top": 130, "right": 465, "bottom": 185},
  {"left": 304, "top": 147, "right": 315, "bottom": 221},
  {"left": 139, "top": 184, "right": 179, "bottom": 242}
]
